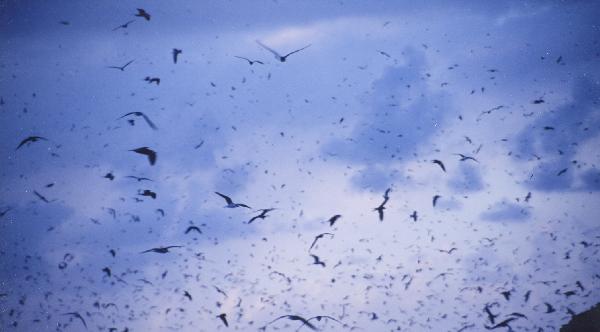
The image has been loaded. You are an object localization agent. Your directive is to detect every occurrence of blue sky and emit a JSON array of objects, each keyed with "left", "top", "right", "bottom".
[{"left": 1, "top": 1, "right": 599, "bottom": 331}]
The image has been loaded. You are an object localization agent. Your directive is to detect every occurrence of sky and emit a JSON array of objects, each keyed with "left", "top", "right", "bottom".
[{"left": 1, "top": 1, "right": 600, "bottom": 331}]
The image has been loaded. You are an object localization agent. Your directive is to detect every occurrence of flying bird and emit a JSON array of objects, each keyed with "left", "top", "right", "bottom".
[
  {"left": 118, "top": 112, "right": 158, "bottom": 130},
  {"left": 309, "top": 233, "right": 334, "bottom": 251},
  {"left": 438, "top": 248, "right": 457, "bottom": 254},
  {"left": 172, "top": 48, "right": 182, "bottom": 64},
  {"left": 63, "top": 312, "right": 87, "bottom": 329},
  {"left": 108, "top": 59, "right": 134, "bottom": 71},
  {"left": 484, "top": 317, "right": 518, "bottom": 330},
  {"left": 125, "top": 175, "right": 153, "bottom": 182},
  {"left": 16, "top": 136, "right": 48, "bottom": 150},
  {"left": 102, "top": 267, "right": 111, "bottom": 277},
  {"left": 215, "top": 192, "right": 251, "bottom": 208},
  {"left": 112, "top": 20, "right": 134, "bottom": 31},
  {"left": 266, "top": 315, "right": 317, "bottom": 331},
  {"left": 432, "top": 195, "right": 441, "bottom": 207},
  {"left": 130, "top": 147, "right": 156, "bottom": 165},
  {"left": 138, "top": 189, "right": 157, "bottom": 199},
  {"left": 104, "top": 172, "right": 115, "bottom": 181},
  {"left": 33, "top": 191, "right": 52, "bottom": 203},
  {"left": 432, "top": 159, "right": 446, "bottom": 172},
  {"left": 454, "top": 153, "right": 479, "bottom": 163},
  {"left": 557, "top": 168, "right": 568, "bottom": 176},
  {"left": 135, "top": 8, "right": 150, "bottom": 21},
  {"left": 183, "top": 290, "right": 192, "bottom": 301},
  {"left": 217, "top": 313, "right": 229, "bottom": 327},
  {"left": 409, "top": 211, "right": 418, "bottom": 222},
  {"left": 327, "top": 214, "right": 342, "bottom": 227},
  {"left": 310, "top": 254, "right": 326, "bottom": 267},
  {"left": 184, "top": 225, "right": 202, "bottom": 234},
  {"left": 373, "top": 188, "right": 391, "bottom": 221},
  {"left": 144, "top": 76, "right": 160, "bottom": 85},
  {"left": 256, "top": 40, "right": 311, "bottom": 62},
  {"left": 141, "top": 246, "right": 182, "bottom": 254},
  {"left": 248, "top": 208, "right": 275, "bottom": 224},
  {"left": 234, "top": 56, "right": 264, "bottom": 65}
]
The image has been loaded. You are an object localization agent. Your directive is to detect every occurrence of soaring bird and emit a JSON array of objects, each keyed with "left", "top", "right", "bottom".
[
  {"left": 409, "top": 211, "right": 418, "bottom": 222},
  {"left": 432, "top": 159, "right": 446, "bottom": 172},
  {"left": 217, "top": 313, "right": 229, "bottom": 327},
  {"left": 234, "top": 56, "right": 264, "bottom": 65},
  {"left": 16, "top": 136, "right": 48, "bottom": 150},
  {"left": 327, "top": 214, "right": 342, "bottom": 226},
  {"left": 266, "top": 315, "right": 317, "bottom": 331},
  {"left": 373, "top": 188, "right": 391, "bottom": 221},
  {"left": 309, "top": 233, "right": 334, "bottom": 251},
  {"left": 138, "top": 189, "right": 157, "bottom": 199},
  {"left": 141, "top": 246, "right": 182, "bottom": 254},
  {"left": 310, "top": 254, "right": 326, "bottom": 267},
  {"left": 184, "top": 225, "right": 202, "bottom": 234},
  {"left": 215, "top": 192, "right": 251, "bottom": 208},
  {"left": 248, "top": 208, "right": 275, "bottom": 224},
  {"left": 305, "top": 315, "right": 343, "bottom": 329},
  {"left": 183, "top": 290, "right": 192, "bottom": 301},
  {"left": 112, "top": 20, "right": 134, "bottom": 31},
  {"left": 119, "top": 112, "right": 158, "bottom": 130},
  {"left": 172, "top": 48, "right": 182, "bottom": 64},
  {"left": 432, "top": 195, "right": 441, "bottom": 207},
  {"left": 557, "top": 168, "right": 568, "bottom": 176},
  {"left": 256, "top": 40, "right": 311, "bottom": 62},
  {"left": 107, "top": 59, "right": 134, "bottom": 71},
  {"left": 454, "top": 153, "right": 479, "bottom": 163},
  {"left": 130, "top": 147, "right": 156, "bottom": 165},
  {"left": 63, "top": 312, "right": 87, "bottom": 329},
  {"left": 104, "top": 172, "right": 115, "bottom": 181},
  {"left": 438, "top": 248, "right": 457, "bottom": 254},
  {"left": 144, "top": 76, "right": 160, "bottom": 85},
  {"left": 135, "top": 8, "right": 150, "bottom": 21},
  {"left": 33, "top": 190, "right": 52, "bottom": 203},
  {"left": 125, "top": 175, "right": 153, "bottom": 182}
]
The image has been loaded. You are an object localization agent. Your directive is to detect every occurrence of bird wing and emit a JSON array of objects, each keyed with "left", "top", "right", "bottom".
[
  {"left": 377, "top": 208, "right": 384, "bottom": 221},
  {"left": 283, "top": 44, "right": 312, "bottom": 58},
  {"left": 141, "top": 113, "right": 158, "bottom": 130},
  {"left": 122, "top": 59, "right": 135, "bottom": 69},
  {"left": 256, "top": 40, "right": 283, "bottom": 58},
  {"left": 234, "top": 56, "right": 251, "bottom": 63},
  {"left": 309, "top": 237, "right": 319, "bottom": 251},
  {"left": 237, "top": 203, "right": 252, "bottom": 209},
  {"left": 215, "top": 192, "right": 233, "bottom": 204},
  {"left": 16, "top": 137, "right": 32, "bottom": 149}
]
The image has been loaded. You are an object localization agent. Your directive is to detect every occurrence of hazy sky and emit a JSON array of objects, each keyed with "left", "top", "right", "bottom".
[{"left": 1, "top": 1, "right": 599, "bottom": 331}]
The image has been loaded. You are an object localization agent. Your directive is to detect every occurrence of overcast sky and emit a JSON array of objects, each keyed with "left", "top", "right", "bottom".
[{"left": 1, "top": 1, "right": 599, "bottom": 331}]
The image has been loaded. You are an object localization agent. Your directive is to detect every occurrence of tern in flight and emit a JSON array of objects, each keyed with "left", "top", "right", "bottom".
[
  {"left": 432, "top": 195, "right": 441, "bottom": 207},
  {"left": 113, "top": 20, "right": 134, "bottom": 31},
  {"left": 309, "top": 233, "right": 334, "bottom": 251},
  {"left": 256, "top": 40, "right": 311, "bottom": 62},
  {"left": 172, "top": 48, "right": 182, "bottom": 64},
  {"left": 118, "top": 112, "right": 158, "bottom": 130},
  {"left": 234, "top": 56, "right": 264, "bottom": 65},
  {"left": 135, "top": 8, "right": 150, "bottom": 21},
  {"left": 248, "top": 208, "right": 276, "bottom": 224},
  {"left": 373, "top": 188, "right": 391, "bottom": 221},
  {"left": 130, "top": 147, "right": 157, "bottom": 165},
  {"left": 217, "top": 313, "right": 229, "bottom": 327},
  {"left": 432, "top": 159, "right": 446, "bottom": 172},
  {"left": 266, "top": 315, "right": 317, "bottom": 331},
  {"left": 310, "top": 254, "right": 326, "bottom": 267},
  {"left": 141, "top": 246, "right": 182, "bottom": 254},
  {"left": 327, "top": 214, "right": 342, "bottom": 226},
  {"left": 454, "top": 153, "right": 479, "bottom": 163},
  {"left": 63, "top": 312, "right": 87, "bottom": 329},
  {"left": 215, "top": 192, "right": 251, "bottom": 208},
  {"left": 16, "top": 136, "right": 48, "bottom": 150},
  {"left": 108, "top": 59, "right": 134, "bottom": 71}
]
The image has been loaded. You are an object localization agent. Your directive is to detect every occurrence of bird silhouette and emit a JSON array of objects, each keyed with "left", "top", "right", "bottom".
[
  {"left": 172, "top": 48, "right": 182, "bottom": 64},
  {"left": 215, "top": 192, "right": 251, "bottom": 208},
  {"left": 183, "top": 290, "right": 192, "bottom": 301},
  {"left": 484, "top": 317, "right": 518, "bottom": 330},
  {"left": 16, "top": 136, "right": 48, "bottom": 150},
  {"left": 125, "top": 175, "right": 153, "bottom": 182},
  {"left": 310, "top": 254, "right": 326, "bottom": 267},
  {"left": 248, "top": 208, "right": 275, "bottom": 224},
  {"left": 309, "top": 233, "right": 334, "bottom": 251},
  {"left": 373, "top": 188, "right": 391, "bottom": 221},
  {"left": 130, "top": 147, "right": 156, "bottom": 165},
  {"left": 63, "top": 312, "right": 87, "bottom": 329},
  {"left": 432, "top": 159, "right": 446, "bottom": 172},
  {"left": 432, "top": 195, "right": 441, "bottom": 207},
  {"left": 108, "top": 59, "right": 134, "bottom": 71},
  {"left": 557, "top": 168, "right": 568, "bottom": 176},
  {"left": 113, "top": 20, "right": 134, "bottom": 31},
  {"left": 256, "top": 40, "right": 311, "bottom": 62},
  {"left": 138, "top": 189, "right": 156, "bottom": 199},
  {"left": 217, "top": 313, "right": 229, "bottom": 327},
  {"left": 184, "top": 225, "right": 202, "bottom": 234},
  {"left": 267, "top": 315, "right": 317, "bottom": 331},
  {"left": 135, "top": 8, "right": 150, "bottom": 21},
  {"left": 410, "top": 210, "right": 418, "bottom": 222},
  {"left": 301, "top": 316, "right": 342, "bottom": 330},
  {"left": 102, "top": 267, "right": 111, "bottom": 277},
  {"left": 234, "top": 56, "right": 264, "bottom": 65},
  {"left": 104, "top": 172, "right": 115, "bottom": 181},
  {"left": 438, "top": 248, "right": 457, "bottom": 254},
  {"left": 33, "top": 190, "right": 52, "bottom": 203},
  {"left": 327, "top": 214, "right": 342, "bottom": 227},
  {"left": 141, "top": 246, "right": 182, "bottom": 254},
  {"left": 144, "top": 76, "right": 160, "bottom": 85},
  {"left": 118, "top": 112, "right": 158, "bottom": 130},
  {"left": 454, "top": 153, "right": 479, "bottom": 162}
]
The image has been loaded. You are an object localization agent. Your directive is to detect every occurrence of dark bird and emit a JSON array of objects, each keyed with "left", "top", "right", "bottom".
[
  {"left": 256, "top": 40, "right": 311, "bottom": 62},
  {"left": 113, "top": 20, "right": 135, "bottom": 31},
  {"left": 544, "top": 302, "right": 555, "bottom": 313},
  {"left": 141, "top": 246, "right": 182, "bottom": 254},
  {"left": 327, "top": 214, "right": 342, "bottom": 227},
  {"left": 119, "top": 112, "right": 158, "bottom": 130},
  {"left": 234, "top": 56, "right": 264, "bottom": 65},
  {"left": 183, "top": 290, "right": 192, "bottom": 301},
  {"left": 104, "top": 172, "right": 115, "bottom": 181},
  {"left": 409, "top": 210, "right": 418, "bottom": 222},
  {"left": 217, "top": 313, "right": 229, "bottom": 327},
  {"left": 0, "top": 207, "right": 11, "bottom": 218},
  {"left": 309, "top": 233, "right": 334, "bottom": 251},
  {"left": 125, "top": 175, "right": 153, "bottom": 182},
  {"left": 144, "top": 76, "right": 160, "bottom": 85},
  {"left": 33, "top": 191, "right": 52, "bottom": 203},
  {"left": 454, "top": 153, "right": 479, "bottom": 163},
  {"left": 484, "top": 317, "right": 518, "bottom": 330},
  {"left": 557, "top": 168, "right": 567, "bottom": 176},
  {"left": 214, "top": 285, "right": 228, "bottom": 298},
  {"left": 156, "top": 208, "right": 165, "bottom": 217},
  {"left": 432, "top": 159, "right": 446, "bottom": 172},
  {"left": 373, "top": 188, "right": 391, "bottom": 221},
  {"left": 108, "top": 59, "right": 134, "bottom": 71},
  {"left": 524, "top": 290, "right": 532, "bottom": 302},
  {"left": 16, "top": 136, "right": 48, "bottom": 150},
  {"left": 501, "top": 290, "right": 512, "bottom": 301},
  {"left": 138, "top": 189, "right": 157, "bottom": 199},
  {"left": 135, "top": 8, "right": 150, "bottom": 21},
  {"left": 532, "top": 98, "right": 545, "bottom": 104},
  {"left": 102, "top": 267, "right": 111, "bottom": 277},
  {"left": 438, "top": 248, "right": 457, "bottom": 254},
  {"left": 215, "top": 192, "right": 251, "bottom": 208},
  {"left": 109, "top": 249, "right": 116, "bottom": 257},
  {"left": 310, "top": 254, "right": 326, "bottom": 267},
  {"left": 63, "top": 312, "right": 87, "bottom": 329},
  {"left": 432, "top": 195, "right": 441, "bottom": 207},
  {"left": 524, "top": 192, "right": 532, "bottom": 203},
  {"left": 378, "top": 50, "right": 391, "bottom": 58},
  {"left": 184, "top": 225, "right": 202, "bottom": 234},
  {"left": 130, "top": 147, "right": 157, "bottom": 165},
  {"left": 267, "top": 315, "right": 317, "bottom": 331},
  {"left": 248, "top": 208, "right": 276, "bottom": 224},
  {"left": 172, "top": 48, "right": 182, "bottom": 64},
  {"left": 484, "top": 304, "right": 499, "bottom": 324}
]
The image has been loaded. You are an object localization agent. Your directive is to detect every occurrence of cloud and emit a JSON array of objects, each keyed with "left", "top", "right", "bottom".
[{"left": 480, "top": 200, "right": 530, "bottom": 222}]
